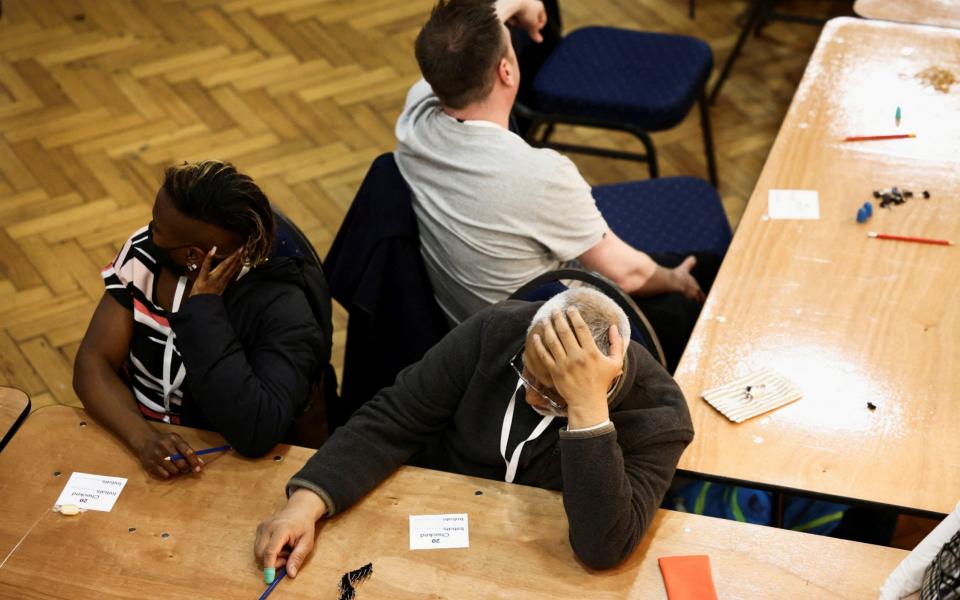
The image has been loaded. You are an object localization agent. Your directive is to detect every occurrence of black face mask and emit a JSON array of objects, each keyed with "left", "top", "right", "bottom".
[{"left": 146, "top": 222, "right": 190, "bottom": 277}]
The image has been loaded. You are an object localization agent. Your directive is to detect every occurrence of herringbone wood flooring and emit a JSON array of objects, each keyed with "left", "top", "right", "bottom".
[{"left": 0, "top": 0, "right": 853, "bottom": 413}]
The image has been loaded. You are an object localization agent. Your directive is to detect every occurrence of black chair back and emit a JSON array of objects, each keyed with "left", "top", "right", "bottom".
[
  {"left": 274, "top": 209, "right": 321, "bottom": 264},
  {"left": 271, "top": 209, "right": 337, "bottom": 447}
]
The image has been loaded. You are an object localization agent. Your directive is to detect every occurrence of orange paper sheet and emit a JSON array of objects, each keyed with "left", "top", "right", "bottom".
[{"left": 658, "top": 555, "right": 718, "bottom": 600}]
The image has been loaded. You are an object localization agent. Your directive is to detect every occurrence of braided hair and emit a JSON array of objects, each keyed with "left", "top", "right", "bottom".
[{"left": 161, "top": 160, "right": 275, "bottom": 266}]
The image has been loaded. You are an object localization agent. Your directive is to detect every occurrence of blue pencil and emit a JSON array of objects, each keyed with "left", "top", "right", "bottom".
[
  {"left": 257, "top": 567, "right": 287, "bottom": 600},
  {"left": 163, "top": 444, "right": 231, "bottom": 462}
]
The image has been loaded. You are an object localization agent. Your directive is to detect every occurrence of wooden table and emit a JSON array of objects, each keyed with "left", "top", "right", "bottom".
[
  {"left": 855, "top": 0, "right": 960, "bottom": 29},
  {"left": 0, "top": 406, "right": 906, "bottom": 598},
  {"left": 0, "top": 387, "right": 29, "bottom": 452},
  {"left": 676, "top": 16, "right": 960, "bottom": 517}
]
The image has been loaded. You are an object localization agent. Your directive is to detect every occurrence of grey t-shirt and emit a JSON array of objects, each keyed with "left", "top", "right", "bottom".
[{"left": 395, "top": 79, "right": 607, "bottom": 323}]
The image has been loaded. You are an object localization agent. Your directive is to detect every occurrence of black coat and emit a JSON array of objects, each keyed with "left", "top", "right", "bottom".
[{"left": 168, "top": 256, "right": 332, "bottom": 456}]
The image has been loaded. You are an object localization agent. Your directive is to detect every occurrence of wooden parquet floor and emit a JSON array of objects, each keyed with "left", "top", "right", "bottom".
[{"left": 0, "top": 0, "right": 853, "bottom": 413}]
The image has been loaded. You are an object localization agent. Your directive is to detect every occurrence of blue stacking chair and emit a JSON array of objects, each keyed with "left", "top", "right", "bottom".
[
  {"left": 591, "top": 177, "right": 732, "bottom": 257},
  {"left": 513, "top": 2, "right": 718, "bottom": 186}
]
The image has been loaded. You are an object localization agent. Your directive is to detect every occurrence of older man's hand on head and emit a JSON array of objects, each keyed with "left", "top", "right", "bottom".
[{"left": 527, "top": 307, "right": 624, "bottom": 429}]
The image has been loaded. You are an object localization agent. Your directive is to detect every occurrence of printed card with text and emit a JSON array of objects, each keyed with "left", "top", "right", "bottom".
[
  {"left": 767, "top": 189, "right": 820, "bottom": 220},
  {"left": 409, "top": 514, "right": 470, "bottom": 550},
  {"left": 54, "top": 472, "right": 128, "bottom": 512}
]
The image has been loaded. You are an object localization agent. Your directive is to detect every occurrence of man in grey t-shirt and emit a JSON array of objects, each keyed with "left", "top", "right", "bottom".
[{"left": 397, "top": 0, "right": 708, "bottom": 368}]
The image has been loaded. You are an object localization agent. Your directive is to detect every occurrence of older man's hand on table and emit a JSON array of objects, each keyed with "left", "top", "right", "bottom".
[{"left": 255, "top": 488, "right": 328, "bottom": 579}]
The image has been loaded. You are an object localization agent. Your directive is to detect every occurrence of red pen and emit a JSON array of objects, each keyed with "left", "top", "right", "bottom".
[
  {"left": 867, "top": 232, "right": 954, "bottom": 246},
  {"left": 843, "top": 133, "right": 916, "bottom": 142}
]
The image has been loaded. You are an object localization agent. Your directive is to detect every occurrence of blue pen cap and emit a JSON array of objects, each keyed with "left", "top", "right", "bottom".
[
  {"left": 863, "top": 201, "right": 873, "bottom": 217},
  {"left": 856, "top": 207, "right": 868, "bottom": 223}
]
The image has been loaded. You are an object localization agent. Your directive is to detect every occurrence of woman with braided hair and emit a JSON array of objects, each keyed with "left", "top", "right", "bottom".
[{"left": 74, "top": 161, "right": 332, "bottom": 478}]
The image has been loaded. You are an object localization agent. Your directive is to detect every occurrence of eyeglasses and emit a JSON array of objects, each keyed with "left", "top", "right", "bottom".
[
  {"left": 509, "top": 348, "right": 565, "bottom": 412},
  {"left": 509, "top": 347, "right": 623, "bottom": 413}
]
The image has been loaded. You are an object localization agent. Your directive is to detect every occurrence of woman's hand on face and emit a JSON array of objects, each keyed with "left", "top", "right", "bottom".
[{"left": 189, "top": 246, "right": 244, "bottom": 297}]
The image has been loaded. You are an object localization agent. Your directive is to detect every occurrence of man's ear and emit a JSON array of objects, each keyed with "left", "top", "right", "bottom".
[{"left": 496, "top": 57, "right": 515, "bottom": 87}]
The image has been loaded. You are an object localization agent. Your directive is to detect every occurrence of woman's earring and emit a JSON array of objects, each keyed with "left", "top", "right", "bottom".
[{"left": 186, "top": 262, "right": 198, "bottom": 272}]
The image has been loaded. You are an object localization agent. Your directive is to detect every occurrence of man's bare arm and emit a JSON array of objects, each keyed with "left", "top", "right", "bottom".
[
  {"left": 578, "top": 230, "right": 705, "bottom": 301},
  {"left": 496, "top": 0, "right": 547, "bottom": 41}
]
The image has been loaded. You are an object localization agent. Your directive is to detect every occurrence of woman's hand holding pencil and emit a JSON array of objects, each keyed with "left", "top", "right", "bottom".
[
  {"left": 136, "top": 430, "right": 203, "bottom": 478},
  {"left": 164, "top": 444, "right": 231, "bottom": 462}
]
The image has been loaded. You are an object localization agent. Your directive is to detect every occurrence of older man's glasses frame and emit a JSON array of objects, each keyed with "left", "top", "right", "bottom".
[{"left": 509, "top": 347, "right": 622, "bottom": 413}]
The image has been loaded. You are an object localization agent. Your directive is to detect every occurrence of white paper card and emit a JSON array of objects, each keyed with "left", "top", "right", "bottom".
[
  {"left": 409, "top": 514, "right": 469, "bottom": 550},
  {"left": 54, "top": 472, "right": 128, "bottom": 512},
  {"left": 767, "top": 189, "right": 820, "bottom": 220},
  {"left": 701, "top": 367, "right": 802, "bottom": 423}
]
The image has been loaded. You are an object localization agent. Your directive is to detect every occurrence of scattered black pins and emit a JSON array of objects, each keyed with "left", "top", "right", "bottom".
[
  {"left": 337, "top": 563, "right": 373, "bottom": 600},
  {"left": 872, "top": 187, "right": 932, "bottom": 208},
  {"left": 474, "top": 490, "right": 483, "bottom": 496},
  {"left": 867, "top": 402, "right": 877, "bottom": 411}
]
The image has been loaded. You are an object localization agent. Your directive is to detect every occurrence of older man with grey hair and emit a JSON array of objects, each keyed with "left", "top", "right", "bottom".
[{"left": 255, "top": 289, "right": 693, "bottom": 574}]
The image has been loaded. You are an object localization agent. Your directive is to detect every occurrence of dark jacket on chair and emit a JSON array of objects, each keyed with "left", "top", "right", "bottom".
[{"left": 323, "top": 153, "right": 450, "bottom": 428}]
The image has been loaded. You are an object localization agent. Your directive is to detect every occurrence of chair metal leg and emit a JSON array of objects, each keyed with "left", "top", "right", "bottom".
[
  {"left": 708, "top": 0, "right": 767, "bottom": 104},
  {"left": 519, "top": 115, "right": 546, "bottom": 146},
  {"left": 698, "top": 92, "right": 719, "bottom": 187},
  {"left": 519, "top": 103, "right": 665, "bottom": 180},
  {"left": 773, "top": 491, "right": 785, "bottom": 528},
  {"left": 539, "top": 122, "right": 557, "bottom": 145},
  {"left": 631, "top": 129, "right": 659, "bottom": 179},
  {"left": 760, "top": 4, "right": 828, "bottom": 35},
  {"left": 525, "top": 117, "right": 660, "bottom": 180},
  {"left": 712, "top": 0, "right": 829, "bottom": 103},
  {"left": 754, "top": 0, "right": 777, "bottom": 36}
]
